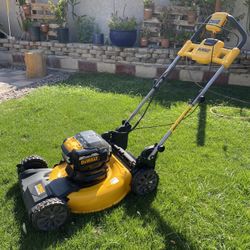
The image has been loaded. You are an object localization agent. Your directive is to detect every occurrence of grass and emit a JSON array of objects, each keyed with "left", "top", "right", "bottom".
[{"left": 0, "top": 72, "right": 250, "bottom": 250}]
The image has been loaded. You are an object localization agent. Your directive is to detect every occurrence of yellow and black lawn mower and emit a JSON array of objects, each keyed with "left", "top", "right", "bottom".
[{"left": 17, "top": 12, "right": 247, "bottom": 231}]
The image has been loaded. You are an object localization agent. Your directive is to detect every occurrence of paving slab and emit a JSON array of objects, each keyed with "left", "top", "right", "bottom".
[
  {"left": 0, "top": 68, "right": 43, "bottom": 90},
  {"left": 0, "top": 68, "right": 70, "bottom": 103},
  {"left": 0, "top": 82, "right": 13, "bottom": 93}
]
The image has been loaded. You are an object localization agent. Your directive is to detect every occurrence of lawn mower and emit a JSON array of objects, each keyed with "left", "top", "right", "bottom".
[{"left": 17, "top": 12, "right": 247, "bottom": 231}]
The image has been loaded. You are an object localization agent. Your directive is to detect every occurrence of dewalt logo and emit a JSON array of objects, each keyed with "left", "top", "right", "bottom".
[
  {"left": 198, "top": 48, "right": 211, "bottom": 53},
  {"left": 81, "top": 156, "right": 100, "bottom": 165}
]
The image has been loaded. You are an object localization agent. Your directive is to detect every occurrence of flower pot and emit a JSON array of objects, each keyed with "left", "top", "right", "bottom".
[
  {"left": 110, "top": 30, "right": 137, "bottom": 47},
  {"left": 140, "top": 37, "right": 148, "bottom": 47},
  {"left": 161, "top": 38, "right": 169, "bottom": 48},
  {"left": 93, "top": 33, "right": 104, "bottom": 45},
  {"left": 22, "top": 3, "right": 31, "bottom": 18},
  {"left": 57, "top": 27, "right": 69, "bottom": 43},
  {"left": 144, "top": 8, "right": 153, "bottom": 20},
  {"left": 40, "top": 32, "right": 47, "bottom": 41},
  {"left": 28, "top": 26, "right": 41, "bottom": 42},
  {"left": 187, "top": 10, "right": 197, "bottom": 24},
  {"left": 40, "top": 23, "right": 49, "bottom": 34}
]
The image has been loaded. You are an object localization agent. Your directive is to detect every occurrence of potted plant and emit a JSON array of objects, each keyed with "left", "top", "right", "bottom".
[
  {"left": 75, "top": 15, "right": 95, "bottom": 43},
  {"left": 49, "top": 0, "right": 69, "bottom": 43},
  {"left": 40, "top": 21, "right": 50, "bottom": 41},
  {"left": 108, "top": 10, "right": 137, "bottom": 47},
  {"left": 187, "top": 4, "right": 197, "bottom": 24},
  {"left": 140, "top": 26, "right": 151, "bottom": 47},
  {"left": 159, "top": 8, "right": 174, "bottom": 48},
  {"left": 28, "top": 22, "right": 41, "bottom": 42},
  {"left": 144, "top": 0, "right": 154, "bottom": 20},
  {"left": 40, "top": 21, "right": 49, "bottom": 34},
  {"left": 174, "top": 30, "right": 192, "bottom": 48},
  {"left": 93, "top": 24, "right": 104, "bottom": 45}
]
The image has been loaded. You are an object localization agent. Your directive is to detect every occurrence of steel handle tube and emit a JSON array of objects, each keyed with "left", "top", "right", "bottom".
[
  {"left": 149, "top": 65, "right": 225, "bottom": 158},
  {"left": 126, "top": 56, "right": 181, "bottom": 124}
]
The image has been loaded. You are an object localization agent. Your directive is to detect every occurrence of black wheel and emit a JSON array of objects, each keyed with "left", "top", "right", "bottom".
[
  {"left": 31, "top": 198, "right": 69, "bottom": 231},
  {"left": 17, "top": 155, "right": 48, "bottom": 174},
  {"left": 131, "top": 169, "right": 159, "bottom": 195}
]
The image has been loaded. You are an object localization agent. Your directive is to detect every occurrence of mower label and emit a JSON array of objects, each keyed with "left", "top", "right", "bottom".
[
  {"left": 198, "top": 48, "right": 211, "bottom": 53},
  {"left": 208, "top": 19, "right": 221, "bottom": 25},
  {"left": 81, "top": 156, "right": 100, "bottom": 165},
  {"left": 34, "top": 183, "right": 45, "bottom": 196}
]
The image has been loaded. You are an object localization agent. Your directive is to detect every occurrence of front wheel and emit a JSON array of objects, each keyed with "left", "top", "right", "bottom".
[
  {"left": 31, "top": 198, "right": 69, "bottom": 231},
  {"left": 131, "top": 169, "right": 159, "bottom": 195}
]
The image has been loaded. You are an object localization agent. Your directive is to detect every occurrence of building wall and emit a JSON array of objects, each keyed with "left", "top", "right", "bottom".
[
  {"left": 68, "top": 0, "right": 144, "bottom": 42},
  {"left": 0, "top": 0, "right": 22, "bottom": 37}
]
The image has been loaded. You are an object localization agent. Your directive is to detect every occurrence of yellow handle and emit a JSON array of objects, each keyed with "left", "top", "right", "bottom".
[{"left": 178, "top": 40, "right": 241, "bottom": 68}]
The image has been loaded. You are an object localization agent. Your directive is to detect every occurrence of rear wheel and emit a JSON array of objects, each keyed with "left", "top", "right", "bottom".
[
  {"left": 17, "top": 155, "right": 48, "bottom": 174},
  {"left": 31, "top": 198, "right": 69, "bottom": 231},
  {"left": 131, "top": 169, "right": 159, "bottom": 195}
]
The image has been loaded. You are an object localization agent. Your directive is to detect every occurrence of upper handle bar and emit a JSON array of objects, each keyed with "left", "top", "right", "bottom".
[
  {"left": 227, "top": 14, "right": 247, "bottom": 49},
  {"left": 190, "top": 12, "right": 247, "bottom": 49}
]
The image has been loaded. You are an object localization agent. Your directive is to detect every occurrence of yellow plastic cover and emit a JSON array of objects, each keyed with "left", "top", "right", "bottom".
[
  {"left": 178, "top": 40, "right": 240, "bottom": 68},
  {"left": 49, "top": 154, "right": 132, "bottom": 213},
  {"left": 206, "top": 12, "right": 228, "bottom": 33}
]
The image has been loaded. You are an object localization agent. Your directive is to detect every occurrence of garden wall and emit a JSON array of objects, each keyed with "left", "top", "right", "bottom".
[{"left": 0, "top": 38, "right": 249, "bottom": 87}]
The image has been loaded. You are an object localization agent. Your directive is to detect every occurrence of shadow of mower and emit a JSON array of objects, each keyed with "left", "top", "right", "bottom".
[{"left": 7, "top": 183, "right": 194, "bottom": 250}]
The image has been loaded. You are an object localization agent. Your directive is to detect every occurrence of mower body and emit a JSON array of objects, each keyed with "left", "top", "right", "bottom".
[{"left": 19, "top": 131, "right": 132, "bottom": 216}]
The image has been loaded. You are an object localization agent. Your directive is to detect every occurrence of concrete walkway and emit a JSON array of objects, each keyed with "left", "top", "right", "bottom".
[
  {"left": 0, "top": 67, "right": 70, "bottom": 103},
  {"left": 0, "top": 68, "right": 42, "bottom": 92}
]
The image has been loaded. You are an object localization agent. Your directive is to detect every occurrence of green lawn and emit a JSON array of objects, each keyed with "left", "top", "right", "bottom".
[{"left": 0, "top": 73, "right": 249, "bottom": 250}]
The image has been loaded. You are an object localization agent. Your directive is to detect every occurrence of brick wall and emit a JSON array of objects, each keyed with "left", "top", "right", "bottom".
[{"left": 0, "top": 38, "right": 250, "bottom": 87}]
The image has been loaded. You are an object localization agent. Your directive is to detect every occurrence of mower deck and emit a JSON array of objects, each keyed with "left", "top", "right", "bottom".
[
  {"left": 53, "top": 154, "right": 132, "bottom": 213},
  {"left": 19, "top": 154, "right": 132, "bottom": 215}
]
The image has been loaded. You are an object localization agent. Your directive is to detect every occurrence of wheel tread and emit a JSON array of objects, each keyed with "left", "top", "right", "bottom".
[
  {"left": 17, "top": 155, "right": 48, "bottom": 174},
  {"left": 131, "top": 169, "right": 159, "bottom": 196},
  {"left": 32, "top": 197, "right": 68, "bottom": 231}
]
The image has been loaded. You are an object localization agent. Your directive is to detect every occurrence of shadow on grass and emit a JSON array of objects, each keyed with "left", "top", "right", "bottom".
[
  {"left": 196, "top": 103, "right": 207, "bottom": 146},
  {"left": 61, "top": 73, "right": 250, "bottom": 109},
  {"left": 123, "top": 192, "right": 194, "bottom": 249},
  {"left": 59, "top": 73, "right": 250, "bottom": 147},
  {"left": 7, "top": 183, "right": 194, "bottom": 249}
]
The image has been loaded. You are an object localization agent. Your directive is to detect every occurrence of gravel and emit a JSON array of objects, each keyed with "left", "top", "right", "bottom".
[{"left": 0, "top": 69, "right": 71, "bottom": 103}]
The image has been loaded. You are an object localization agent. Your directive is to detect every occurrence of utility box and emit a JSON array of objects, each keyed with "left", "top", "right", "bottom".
[{"left": 25, "top": 50, "right": 46, "bottom": 79}]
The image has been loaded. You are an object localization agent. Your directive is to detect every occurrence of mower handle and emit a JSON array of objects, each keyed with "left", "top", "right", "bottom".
[
  {"left": 191, "top": 12, "right": 248, "bottom": 49},
  {"left": 227, "top": 15, "right": 247, "bottom": 49}
]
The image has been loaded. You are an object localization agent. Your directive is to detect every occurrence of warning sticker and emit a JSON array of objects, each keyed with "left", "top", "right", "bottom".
[{"left": 34, "top": 183, "right": 45, "bottom": 196}]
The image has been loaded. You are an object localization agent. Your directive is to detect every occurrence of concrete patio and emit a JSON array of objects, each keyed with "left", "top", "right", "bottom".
[
  {"left": 0, "top": 67, "right": 69, "bottom": 102},
  {"left": 0, "top": 68, "right": 40, "bottom": 92}
]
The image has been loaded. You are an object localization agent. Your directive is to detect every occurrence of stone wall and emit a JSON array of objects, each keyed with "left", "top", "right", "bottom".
[{"left": 0, "top": 38, "right": 250, "bottom": 87}]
